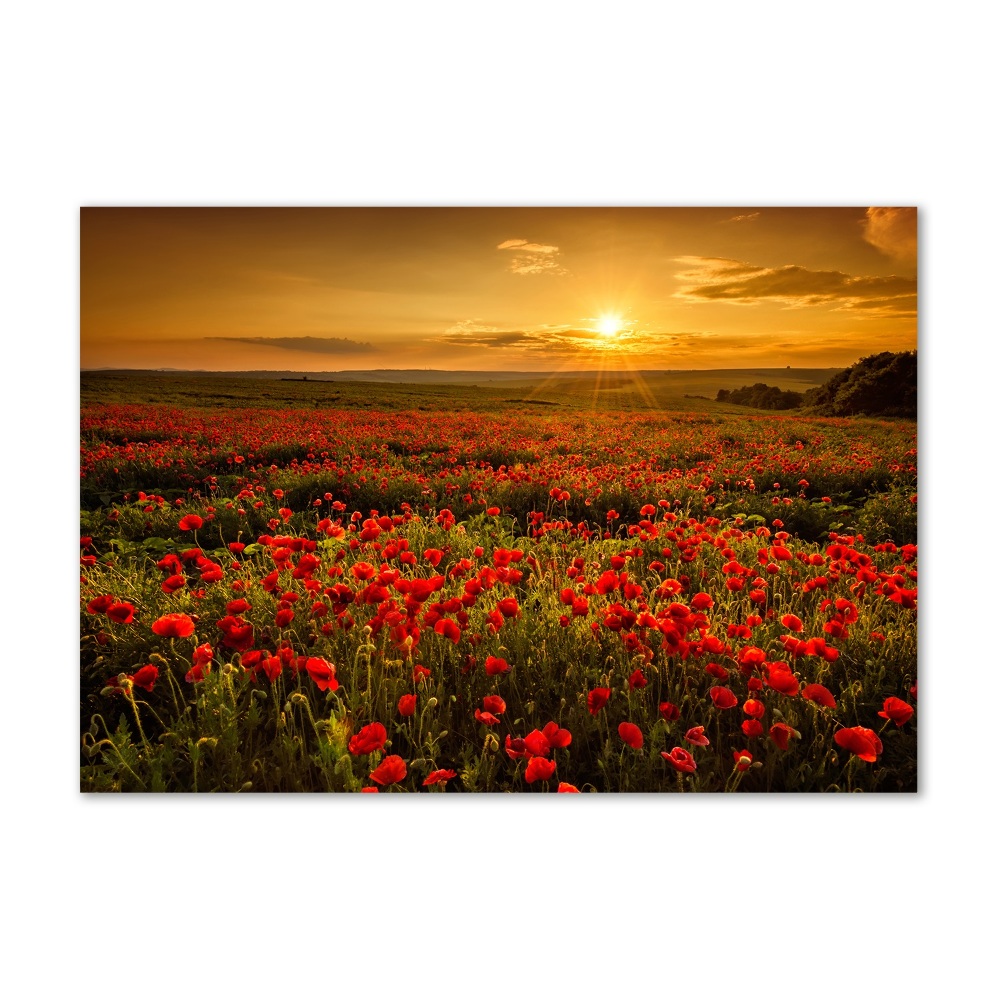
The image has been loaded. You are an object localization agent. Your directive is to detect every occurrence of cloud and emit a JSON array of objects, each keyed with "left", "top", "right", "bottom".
[
  {"left": 725, "top": 211, "right": 761, "bottom": 223},
  {"left": 862, "top": 207, "right": 917, "bottom": 264},
  {"left": 497, "top": 237, "right": 567, "bottom": 275},
  {"left": 205, "top": 335, "right": 375, "bottom": 354},
  {"left": 431, "top": 319, "right": 708, "bottom": 359},
  {"left": 674, "top": 256, "right": 916, "bottom": 314}
]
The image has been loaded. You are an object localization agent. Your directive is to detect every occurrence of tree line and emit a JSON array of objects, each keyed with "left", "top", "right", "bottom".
[{"left": 716, "top": 352, "right": 917, "bottom": 418}]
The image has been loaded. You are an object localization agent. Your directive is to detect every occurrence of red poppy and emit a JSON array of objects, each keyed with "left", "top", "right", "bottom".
[
  {"left": 709, "top": 686, "right": 738, "bottom": 709},
  {"left": 742, "top": 719, "right": 764, "bottom": 738},
  {"left": 684, "top": 725, "right": 710, "bottom": 747},
  {"left": 801, "top": 683, "right": 838, "bottom": 709},
  {"left": 661, "top": 747, "right": 697, "bottom": 773},
  {"left": 768, "top": 723, "right": 800, "bottom": 750},
  {"left": 484, "top": 655, "right": 510, "bottom": 676},
  {"left": 423, "top": 769, "right": 457, "bottom": 786},
  {"left": 131, "top": 664, "right": 158, "bottom": 692},
  {"left": 161, "top": 574, "right": 186, "bottom": 595},
  {"left": 107, "top": 602, "right": 136, "bottom": 625},
  {"left": 557, "top": 782, "right": 580, "bottom": 793},
  {"left": 152, "top": 612, "right": 195, "bottom": 638},
  {"left": 628, "top": 668, "right": 647, "bottom": 690},
  {"left": 398, "top": 693, "right": 417, "bottom": 717},
  {"left": 349, "top": 722, "right": 388, "bottom": 755},
  {"left": 780, "top": 613, "right": 803, "bottom": 632},
  {"left": 733, "top": 750, "right": 753, "bottom": 772},
  {"left": 525, "top": 757, "right": 557, "bottom": 783},
  {"left": 659, "top": 701, "right": 680, "bottom": 722},
  {"left": 511, "top": 732, "right": 548, "bottom": 761},
  {"left": 475, "top": 709, "right": 501, "bottom": 726},
  {"left": 497, "top": 597, "right": 520, "bottom": 618},
  {"left": 360, "top": 787, "right": 379, "bottom": 793},
  {"left": 305, "top": 656, "right": 338, "bottom": 692},
  {"left": 765, "top": 664, "right": 800, "bottom": 696},
  {"left": 878, "top": 697, "right": 914, "bottom": 727},
  {"left": 482, "top": 694, "right": 506, "bottom": 715},
  {"left": 86, "top": 595, "right": 115, "bottom": 615},
  {"left": 178, "top": 514, "right": 203, "bottom": 531},
  {"left": 587, "top": 687, "right": 611, "bottom": 715},
  {"left": 742, "top": 699, "right": 765, "bottom": 719},
  {"left": 834, "top": 727, "right": 883, "bottom": 763},
  {"left": 618, "top": 722, "right": 643, "bottom": 749},
  {"left": 542, "top": 721, "right": 572, "bottom": 749},
  {"left": 369, "top": 754, "right": 407, "bottom": 785}
]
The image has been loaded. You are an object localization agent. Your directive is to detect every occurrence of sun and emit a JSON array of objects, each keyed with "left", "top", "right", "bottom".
[{"left": 596, "top": 314, "right": 623, "bottom": 337}]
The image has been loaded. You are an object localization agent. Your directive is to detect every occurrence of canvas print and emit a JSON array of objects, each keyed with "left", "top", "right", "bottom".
[{"left": 80, "top": 207, "right": 917, "bottom": 792}]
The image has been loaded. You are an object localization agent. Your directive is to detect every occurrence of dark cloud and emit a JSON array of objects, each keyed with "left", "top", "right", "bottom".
[
  {"left": 206, "top": 336, "right": 375, "bottom": 354},
  {"left": 674, "top": 256, "right": 916, "bottom": 313},
  {"left": 437, "top": 330, "right": 531, "bottom": 349}
]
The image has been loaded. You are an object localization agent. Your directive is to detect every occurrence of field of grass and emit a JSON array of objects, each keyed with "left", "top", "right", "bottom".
[{"left": 80, "top": 373, "right": 917, "bottom": 792}]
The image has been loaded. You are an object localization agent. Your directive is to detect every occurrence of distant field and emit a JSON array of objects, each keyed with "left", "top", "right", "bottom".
[{"left": 81, "top": 368, "right": 841, "bottom": 414}]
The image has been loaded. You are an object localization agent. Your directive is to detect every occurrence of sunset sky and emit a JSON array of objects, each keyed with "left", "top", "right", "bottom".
[{"left": 81, "top": 207, "right": 917, "bottom": 372}]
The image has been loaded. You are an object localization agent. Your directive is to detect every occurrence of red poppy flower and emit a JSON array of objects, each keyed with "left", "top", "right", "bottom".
[
  {"left": 742, "top": 719, "right": 764, "bottom": 738},
  {"left": 161, "top": 574, "right": 186, "bottom": 595},
  {"left": 659, "top": 701, "right": 680, "bottom": 721},
  {"left": 369, "top": 754, "right": 407, "bottom": 785},
  {"left": 178, "top": 514, "right": 203, "bottom": 531},
  {"left": 423, "top": 769, "right": 457, "bottom": 786},
  {"left": 542, "top": 721, "right": 572, "bottom": 749},
  {"left": 131, "top": 664, "right": 159, "bottom": 692},
  {"left": 709, "top": 686, "right": 738, "bottom": 709},
  {"left": 185, "top": 643, "right": 213, "bottom": 682},
  {"left": 305, "top": 656, "right": 338, "bottom": 692},
  {"left": 834, "top": 727, "right": 883, "bottom": 762},
  {"left": 801, "top": 683, "right": 837, "bottom": 709},
  {"left": 497, "top": 597, "right": 520, "bottom": 618},
  {"left": 661, "top": 747, "right": 697, "bottom": 773},
  {"left": 628, "top": 668, "right": 648, "bottom": 690},
  {"left": 618, "top": 722, "right": 643, "bottom": 749},
  {"left": 768, "top": 723, "right": 800, "bottom": 750},
  {"left": 349, "top": 722, "right": 388, "bottom": 756},
  {"left": 107, "top": 602, "right": 136, "bottom": 625},
  {"left": 482, "top": 694, "right": 506, "bottom": 715},
  {"left": 765, "top": 664, "right": 800, "bottom": 696},
  {"left": 878, "top": 697, "right": 914, "bottom": 727},
  {"left": 743, "top": 699, "right": 765, "bottom": 719},
  {"left": 517, "top": 730, "right": 548, "bottom": 757},
  {"left": 684, "top": 725, "right": 710, "bottom": 747},
  {"left": 524, "top": 757, "right": 557, "bottom": 783},
  {"left": 398, "top": 693, "right": 417, "bottom": 717},
  {"left": 152, "top": 612, "right": 195, "bottom": 638},
  {"left": 587, "top": 687, "right": 611, "bottom": 715},
  {"left": 484, "top": 655, "right": 510, "bottom": 676},
  {"left": 780, "top": 613, "right": 803, "bottom": 632},
  {"left": 557, "top": 782, "right": 580, "bottom": 793},
  {"left": 86, "top": 595, "right": 115, "bottom": 615},
  {"left": 690, "top": 592, "right": 713, "bottom": 611},
  {"left": 360, "top": 787, "right": 379, "bottom": 793},
  {"left": 733, "top": 750, "right": 753, "bottom": 772}
]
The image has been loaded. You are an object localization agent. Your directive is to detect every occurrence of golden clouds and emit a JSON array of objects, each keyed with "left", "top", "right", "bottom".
[
  {"left": 862, "top": 207, "right": 917, "bottom": 265},
  {"left": 496, "top": 238, "right": 567, "bottom": 275},
  {"left": 674, "top": 256, "right": 916, "bottom": 315}
]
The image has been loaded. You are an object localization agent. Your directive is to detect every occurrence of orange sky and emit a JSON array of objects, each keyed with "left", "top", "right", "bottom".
[{"left": 80, "top": 207, "right": 917, "bottom": 371}]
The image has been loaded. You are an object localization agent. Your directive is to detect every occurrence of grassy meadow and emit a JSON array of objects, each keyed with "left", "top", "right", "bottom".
[{"left": 80, "top": 371, "right": 917, "bottom": 792}]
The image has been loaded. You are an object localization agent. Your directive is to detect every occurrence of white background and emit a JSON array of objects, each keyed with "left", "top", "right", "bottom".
[{"left": 3, "top": 2, "right": 995, "bottom": 996}]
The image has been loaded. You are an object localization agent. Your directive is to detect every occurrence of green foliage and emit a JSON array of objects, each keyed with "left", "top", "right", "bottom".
[
  {"left": 716, "top": 383, "right": 803, "bottom": 410},
  {"left": 804, "top": 351, "right": 917, "bottom": 417}
]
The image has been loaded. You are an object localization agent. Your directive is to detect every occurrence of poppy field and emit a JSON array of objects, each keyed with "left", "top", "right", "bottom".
[{"left": 80, "top": 376, "right": 917, "bottom": 792}]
